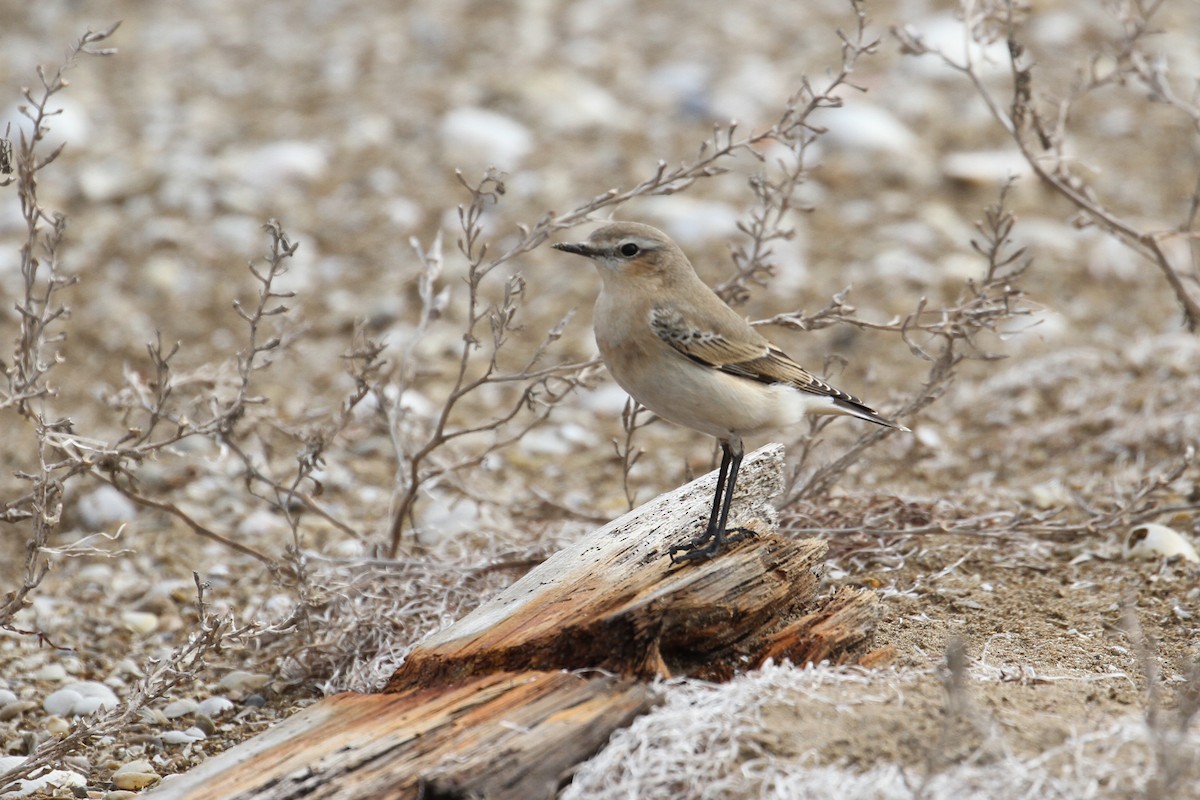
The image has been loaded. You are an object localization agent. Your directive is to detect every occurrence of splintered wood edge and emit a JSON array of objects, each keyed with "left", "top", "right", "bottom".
[
  {"left": 391, "top": 528, "right": 830, "bottom": 687},
  {"left": 146, "top": 672, "right": 659, "bottom": 800},
  {"left": 392, "top": 444, "right": 786, "bottom": 670},
  {"left": 752, "top": 585, "right": 881, "bottom": 668}
]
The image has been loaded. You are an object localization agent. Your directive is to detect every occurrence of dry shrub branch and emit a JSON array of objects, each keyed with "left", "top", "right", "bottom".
[
  {"left": 773, "top": 180, "right": 1033, "bottom": 502},
  {"left": 0, "top": 29, "right": 367, "bottom": 641},
  {"left": 381, "top": 1, "right": 888, "bottom": 550},
  {"left": 894, "top": 0, "right": 1200, "bottom": 330},
  {"left": 1, "top": 24, "right": 122, "bottom": 633}
]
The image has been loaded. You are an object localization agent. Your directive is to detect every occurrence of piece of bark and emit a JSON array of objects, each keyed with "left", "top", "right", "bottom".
[{"left": 149, "top": 671, "right": 655, "bottom": 800}]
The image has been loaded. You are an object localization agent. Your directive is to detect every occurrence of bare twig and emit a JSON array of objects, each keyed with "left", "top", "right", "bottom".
[
  {"left": 893, "top": 0, "right": 1200, "bottom": 330},
  {"left": 784, "top": 179, "right": 1032, "bottom": 501},
  {"left": 0, "top": 24, "right": 121, "bottom": 633}
]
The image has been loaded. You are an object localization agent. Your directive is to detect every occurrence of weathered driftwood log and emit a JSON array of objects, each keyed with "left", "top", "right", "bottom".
[
  {"left": 151, "top": 671, "right": 654, "bottom": 800},
  {"left": 148, "top": 444, "right": 880, "bottom": 800}
]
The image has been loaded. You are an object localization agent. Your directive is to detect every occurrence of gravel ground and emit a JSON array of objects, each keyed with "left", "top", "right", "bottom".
[{"left": 2, "top": 1, "right": 1199, "bottom": 797}]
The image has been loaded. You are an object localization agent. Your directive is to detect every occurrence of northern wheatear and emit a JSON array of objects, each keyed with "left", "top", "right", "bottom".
[{"left": 554, "top": 221, "right": 907, "bottom": 562}]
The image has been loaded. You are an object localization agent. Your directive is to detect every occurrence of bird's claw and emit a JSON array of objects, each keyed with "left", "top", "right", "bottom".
[{"left": 668, "top": 525, "right": 756, "bottom": 563}]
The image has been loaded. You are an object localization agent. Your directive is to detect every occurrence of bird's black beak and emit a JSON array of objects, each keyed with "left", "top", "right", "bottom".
[{"left": 552, "top": 242, "right": 595, "bottom": 257}]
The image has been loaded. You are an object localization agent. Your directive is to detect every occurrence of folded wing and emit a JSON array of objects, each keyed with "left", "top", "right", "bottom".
[{"left": 649, "top": 304, "right": 899, "bottom": 427}]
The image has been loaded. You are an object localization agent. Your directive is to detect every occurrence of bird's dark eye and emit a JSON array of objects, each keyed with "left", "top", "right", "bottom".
[{"left": 619, "top": 242, "right": 640, "bottom": 257}]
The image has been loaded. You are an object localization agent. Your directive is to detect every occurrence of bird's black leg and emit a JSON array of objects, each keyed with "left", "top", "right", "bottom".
[{"left": 670, "top": 441, "right": 756, "bottom": 562}]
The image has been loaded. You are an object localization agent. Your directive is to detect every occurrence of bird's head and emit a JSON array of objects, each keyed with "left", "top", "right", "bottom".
[{"left": 553, "top": 222, "right": 689, "bottom": 285}]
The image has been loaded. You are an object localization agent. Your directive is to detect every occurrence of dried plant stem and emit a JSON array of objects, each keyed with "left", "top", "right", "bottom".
[
  {"left": 383, "top": 5, "right": 884, "bottom": 548},
  {"left": 894, "top": 0, "right": 1200, "bottom": 330},
  {"left": 781, "top": 180, "right": 1031, "bottom": 501}
]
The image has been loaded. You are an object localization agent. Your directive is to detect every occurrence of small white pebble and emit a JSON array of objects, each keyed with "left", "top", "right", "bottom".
[
  {"left": 326, "top": 538, "right": 365, "bottom": 558},
  {"left": 0, "top": 689, "right": 17, "bottom": 706},
  {"left": 43, "top": 688, "right": 83, "bottom": 716},
  {"left": 112, "top": 759, "right": 156, "bottom": 777},
  {"left": 70, "top": 696, "right": 110, "bottom": 716},
  {"left": 68, "top": 681, "right": 119, "bottom": 708},
  {"left": 161, "top": 729, "right": 202, "bottom": 745},
  {"left": 440, "top": 106, "right": 533, "bottom": 169},
  {"left": 0, "top": 700, "right": 36, "bottom": 721},
  {"left": 217, "top": 670, "right": 270, "bottom": 692},
  {"left": 45, "top": 715, "right": 71, "bottom": 735},
  {"left": 76, "top": 485, "right": 137, "bottom": 528},
  {"left": 120, "top": 610, "right": 160, "bottom": 636},
  {"left": 1030, "top": 481, "right": 1071, "bottom": 510},
  {"left": 163, "top": 698, "right": 198, "bottom": 719},
  {"left": 116, "top": 659, "right": 146, "bottom": 680},
  {"left": 941, "top": 149, "right": 1032, "bottom": 186},
  {"left": 237, "top": 508, "right": 290, "bottom": 538},
  {"left": 139, "top": 707, "right": 169, "bottom": 725},
  {"left": 32, "top": 663, "right": 69, "bottom": 682},
  {"left": 196, "top": 696, "right": 235, "bottom": 717}
]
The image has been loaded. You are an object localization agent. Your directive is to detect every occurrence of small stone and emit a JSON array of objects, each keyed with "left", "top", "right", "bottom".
[
  {"left": 78, "top": 160, "right": 153, "bottom": 203},
  {"left": 162, "top": 729, "right": 202, "bottom": 745},
  {"left": 6, "top": 767, "right": 86, "bottom": 795},
  {"left": 120, "top": 610, "right": 160, "bottom": 636},
  {"left": 236, "top": 508, "right": 289, "bottom": 538},
  {"left": 900, "top": 14, "right": 1011, "bottom": 81},
  {"left": 819, "top": 101, "right": 921, "bottom": 158},
  {"left": 76, "top": 485, "right": 137, "bottom": 528},
  {"left": 218, "top": 671, "right": 270, "bottom": 693},
  {"left": 111, "top": 658, "right": 145, "bottom": 679},
  {"left": 139, "top": 707, "right": 169, "bottom": 725},
  {"left": 43, "top": 689, "right": 84, "bottom": 716},
  {"left": 196, "top": 696, "right": 234, "bottom": 717},
  {"left": 242, "top": 693, "right": 267, "bottom": 708},
  {"left": 941, "top": 149, "right": 1032, "bottom": 187},
  {"left": 69, "top": 681, "right": 119, "bottom": 709},
  {"left": 326, "top": 538, "right": 365, "bottom": 558},
  {"left": 162, "top": 698, "right": 198, "bottom": 719},
  {"left": 112, "top": 760, "right": 161, "bottom": 789},
  {"left": 1030, "top": 481, "right": 1071, "bottom": 510},
  {"left": 440, "top": 107, "right": 533, "bottom": 169},
  {"left": 45, "top": 715, "right": 71, "bottom": 735},
  {"left": 112, "top": 771, "right": 160, "bottom": 791},
  {"left": 0, "top": 689, "right": 16, "bottom": 706},
  {"left": 71, "top": 696, "right": 110, "bottom": 716},
  {"left": 32, "top": 663, "right": 68, "bottom": 682},
  {"left": 0, "top": 699, "right": 37, "bottom": 720},
  {"left": 239, "top": 141, "right": 328, "bottom": 187}
]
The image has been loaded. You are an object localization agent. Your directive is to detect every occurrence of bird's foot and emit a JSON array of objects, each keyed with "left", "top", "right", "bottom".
[
  {"left": 721, "top": 526, "right": 756, "bottom": 546},
  {"left": 668, "top": 525, "right": 756, "bottom": 563},
  {"left": 669, "top": 528, "right": 715, "bottom": 563}
]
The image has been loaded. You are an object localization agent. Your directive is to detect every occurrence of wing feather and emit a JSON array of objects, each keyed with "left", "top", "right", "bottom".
[{"left": 649, "top": 304, "right": 887, "bottom": 417}]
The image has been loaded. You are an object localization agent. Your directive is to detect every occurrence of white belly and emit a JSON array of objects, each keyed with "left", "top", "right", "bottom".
[{"left": 603, "top": 339, "right": 839, "bottom": 441}]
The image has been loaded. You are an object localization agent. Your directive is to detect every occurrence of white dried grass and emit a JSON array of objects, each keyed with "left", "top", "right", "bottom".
[{"left": 563, "top": 661, "right": 1200, "bottom": 800}]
